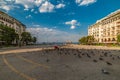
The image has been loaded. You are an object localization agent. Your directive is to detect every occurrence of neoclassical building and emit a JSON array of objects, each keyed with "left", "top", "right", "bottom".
[
  {"left": 0, "top": 11, "right": 26, "bottom": 36},
  {"left": 88, "top": 9, "right": 120, "bottom": 43}
]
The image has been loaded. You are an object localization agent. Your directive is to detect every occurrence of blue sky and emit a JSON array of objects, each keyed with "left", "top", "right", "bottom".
[{"left": 0, "top": 0, "right": 120, "bottom": 43}]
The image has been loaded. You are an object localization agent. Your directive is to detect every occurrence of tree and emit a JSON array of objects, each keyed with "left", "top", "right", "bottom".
[
  {"left": 117, "top": 34, "right": 120, "bottom": 44},
  {"left": 87, "top": 36, "right": 94, "bottom": 45},
  {"left": 0, "top": 24, "right": 18, "bottom": 45},
  {"left": 79, "top": 36, "right": 94, "bottom": 45},
  {"left": 32, "top": 37, "right": 37, "bottom": 43},
  {"left": 21, "top": 32, "right": 37, "bottom": 45},
  {"left": 21, "top": 32, "right": 32, "bottom": 45},
  {"left": 79, "top": 36, "right": 87, "bottom": 45}
]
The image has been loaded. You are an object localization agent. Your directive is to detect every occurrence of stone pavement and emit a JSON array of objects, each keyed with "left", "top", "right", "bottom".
[{"left": 0, "top": 45, "right": 120, "bottom": 80}]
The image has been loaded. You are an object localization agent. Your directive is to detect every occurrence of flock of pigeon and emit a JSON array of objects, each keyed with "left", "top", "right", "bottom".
[{"left": 41, "top": 47, "right": 120, "bottom": 75}]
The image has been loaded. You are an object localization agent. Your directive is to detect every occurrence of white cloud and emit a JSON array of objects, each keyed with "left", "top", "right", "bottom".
[
  {"left": 26, "top": 14, "right": 32, "bottom": 19},
  {"left": 75, "top": 0, "right": 97, "bottom": 6},
  {"left": 33, "top": 24, "right": 40, "bottom": 27},
  {"left": 34, "top": 0, "right": 43, "bottom": 6},
  {"left": 65, "top": 20, "right": 77, "bottom": 25},
  {"left": 0, "top": 5, "right": 10, "bottom": 11},
  {"left": 14, "top": 0, "right": 47, "bottom": 9},
  {"left": 65, "top": 20, "right": 80, "bottom": 29},
  {"left": 76, "top": 0, "right": 81, "bottom": 3},
  {"left": 68, "top": 12, "right": 75, "bottom": 15},
  {"left": 0, "top": 0, "right": 66, "bottom": 13},
  {"left": 56, "top": 3, "right": 65, "bottom": 9},
  {"left": 23, "top": 4, "right": 29, "bottom": 11},
  {"left": 0, "top": 4, "right": 19, "bottom": 11},
  {"left": 39, "top": 1, "right": 55, "bottom": 13},
  {"left": 24, "top": 8, "right": 29, "bottom": 11},
  {"left": 15, "top": 0, "right": 33, "bottom": 8},
  {"left": 0, "top": 0, "right": 14, "bottom": 11},
  {"left": 31, "top": 9, "right": 34, "bottom": 12},
  {"left": 0, "top": 0, "right": 6, "bottom": 4},
  {"left": 34, "top": 11, "right": 38, "bottom": 14},
  {"left": 0, "top": 0, "right": 33, "bottom": 11},
  {"left": 71, "top": 26, "right": 76, "bottom": 29},
  {"left": 27, "top": 27, "right": 80, "bottom": 43},
  {"left": 15, "top": 0, "right": 43, "bottom": 10}
]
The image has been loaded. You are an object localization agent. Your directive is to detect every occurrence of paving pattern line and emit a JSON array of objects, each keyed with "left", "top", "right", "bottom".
[
  {"left": 16, "top": 54, "right": 50, "bottom": 69},
  {"left": 27, "top": 65, "right": 38, "bottom": 71},
  {"left": 2, "top": 55, "right": 36, "bottom": 80},
  {"left": 0, "top": 47, "right": 54, "bottom": 55}
]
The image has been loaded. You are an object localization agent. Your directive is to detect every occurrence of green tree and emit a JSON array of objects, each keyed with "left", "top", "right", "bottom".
[
  {"left": 32, "top": 37, "right": 37, "bottom": 43},
  {"left": 79, "top": 36, "right": 94, "bottom": 45},
  {"left": 79, "top": 36, "right": 87, "bottom": 45},
  {"left": 117, "top": 34, "right": 120, "bottom": 44},
  {"left": 21, "top": 32, "right": 32, "bottom": 45},
  {"left": 0, "top": 24, "right": 18, "bottom": 45},
  {"left": 87, "top": 36, "right": 94, "bottom": 45}
]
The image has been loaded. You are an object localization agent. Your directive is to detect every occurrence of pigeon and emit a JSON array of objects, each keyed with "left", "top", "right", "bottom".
[
  {"left": 101, "top": 69, "right": 110, "bottom": 74},
  {"left": 93, "top": 59, "right": 97, "bottom": 62},
  {"left": 109, "top": 55, "right": 113, "bottom": 57},
  {"left": 118, "top": 56, "right": 120, "bottom": 59},
  {"left": 112, "top": 57, "right": 115, "bottom": 60},
  {"left": 106, "top": 61, "right": 112, "bottom": 65},
  {"left": 82, "top": 53, "right": 85, "bottom": 56},
  {"left": 99, "top": 57, "right": 103, "bottom": 60},
  {"left": 86, "top": 54, "right": 91, "bottom": 58},
  {"left": 78, "top": 54, "right": 81, "bottom": 58},
  {"left": 74, "top": 53, "right": 76, "bottom": 55},
  {"left": 46, "top": 59, "right": 50, "bottom": 62},
  {"left": 104, "top": 52, "right": 108, "bottom": 57}
]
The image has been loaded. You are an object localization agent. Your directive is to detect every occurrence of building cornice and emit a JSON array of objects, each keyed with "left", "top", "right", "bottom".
[{"left": 0, "top": 10, "right": 26, "bottom": 28}]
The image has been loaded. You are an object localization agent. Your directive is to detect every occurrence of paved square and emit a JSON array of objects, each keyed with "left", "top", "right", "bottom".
[{"left": 0, "top": 47, "right": 120, "bottom": 80}]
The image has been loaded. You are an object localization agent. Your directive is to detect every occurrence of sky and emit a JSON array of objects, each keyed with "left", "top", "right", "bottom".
[{"left": 0, "top": 0, "right": 120, "bottom": 43}]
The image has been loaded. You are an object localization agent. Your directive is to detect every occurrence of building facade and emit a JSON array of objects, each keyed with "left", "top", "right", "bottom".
[
  {"left": 0, "top": 11, "right": 26, "bottom": 35},
  {"left": 0, "top": 11, "right": 26, "bottom": 44},
  {"left": 88, "top": 9, "right": 120, "bottom": 43}
]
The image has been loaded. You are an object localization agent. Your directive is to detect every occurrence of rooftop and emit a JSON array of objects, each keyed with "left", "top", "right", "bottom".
[
  {"left": 89, "top": 9, "right": 120, "bottom": 28},
  {"left": 0, "top": 10, "right": 26, "bottom": 27}
]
